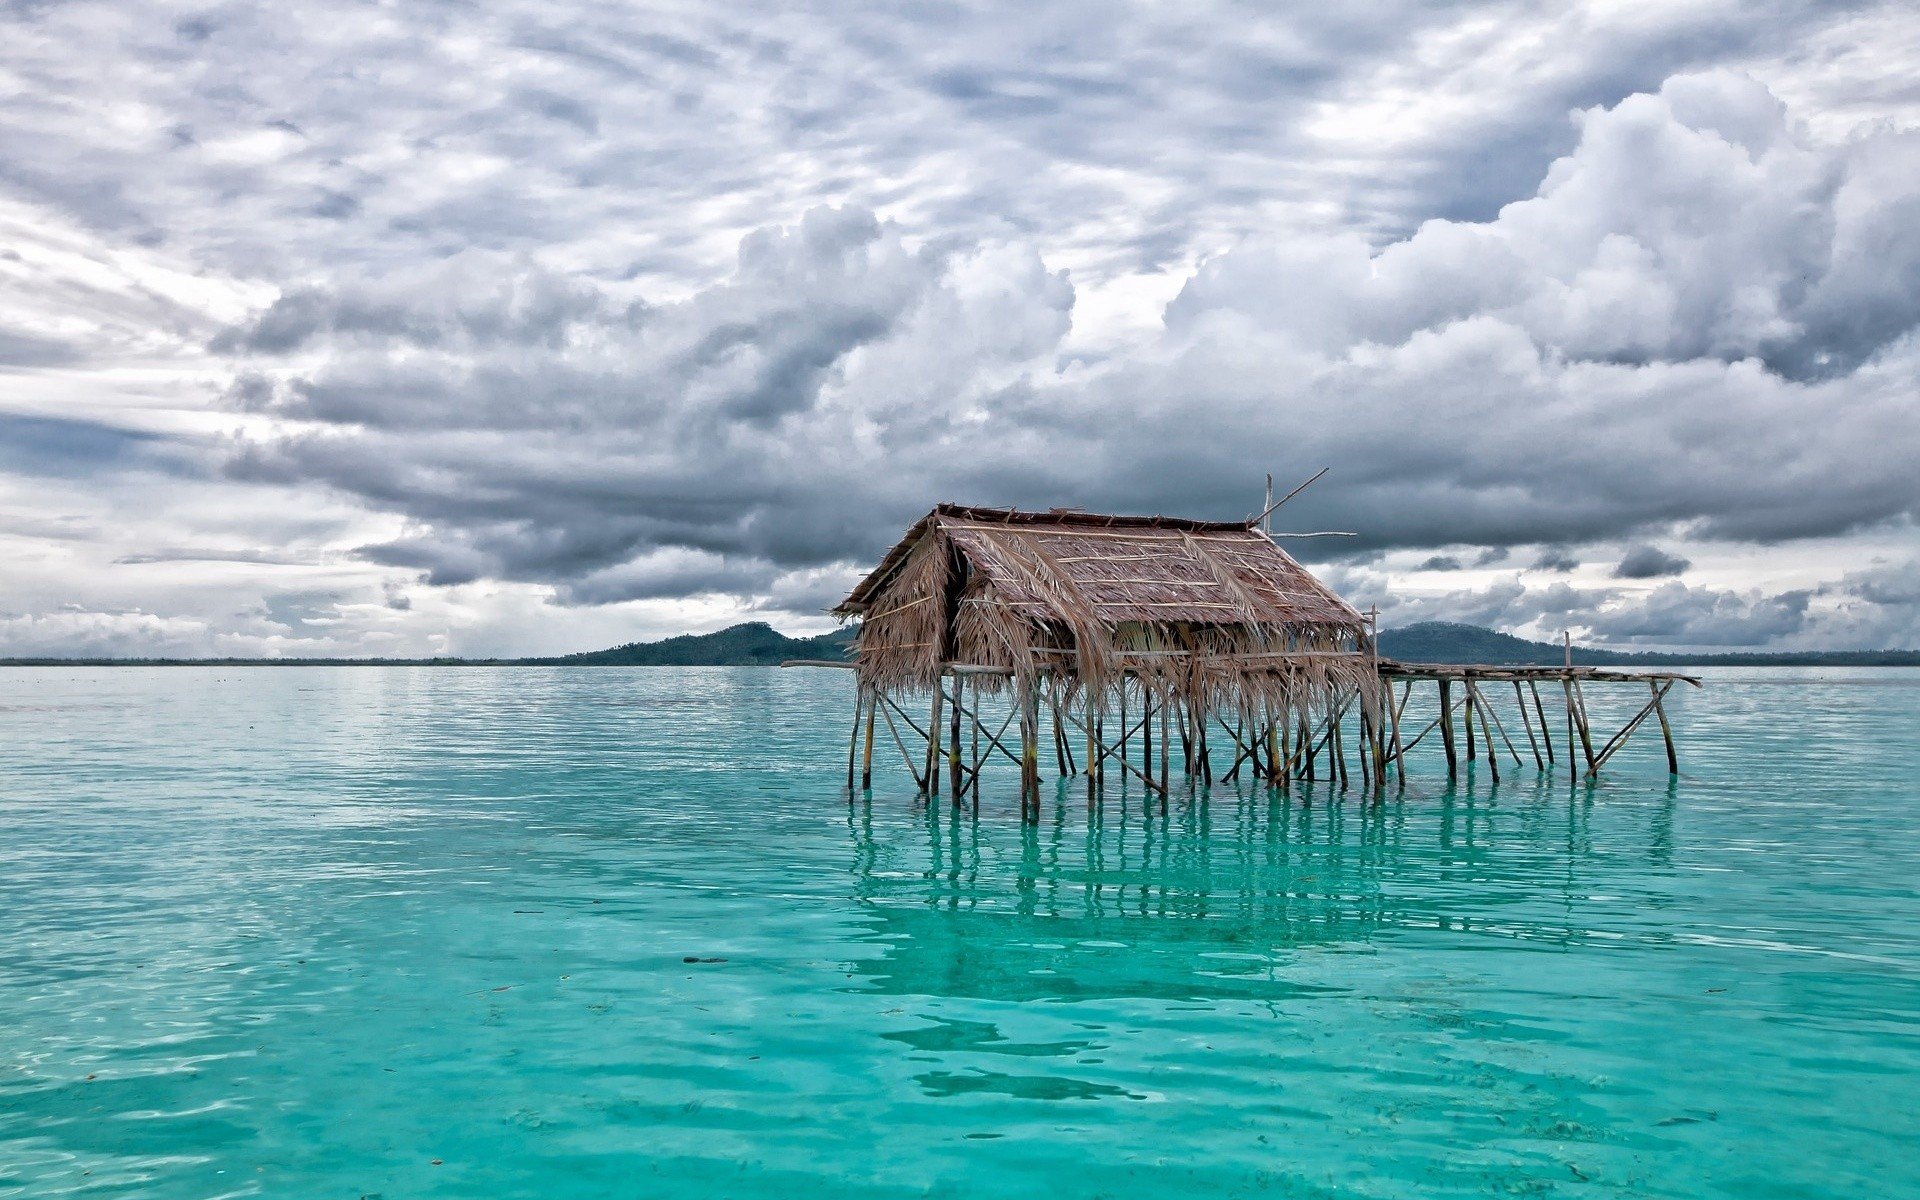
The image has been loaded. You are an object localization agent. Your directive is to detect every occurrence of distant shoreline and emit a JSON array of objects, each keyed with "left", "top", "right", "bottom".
[{"left": 3, "top": 620, "right": 1916, "bottom": 669}]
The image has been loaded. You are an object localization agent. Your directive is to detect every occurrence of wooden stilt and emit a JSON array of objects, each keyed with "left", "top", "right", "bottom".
[
  {"left": 1180, "top": 700, "right": 1194, "bottom": 778},
  {"left": 1466, "top": 681, "right": 1498, "bottom": 782},
  {"left": 1085, "top": 692, "right": 1100, "bottom": 800},
  {"left": 969, "top": 677, "right": 982, "bottom": 811},
  {"left": 1439, "top": 679, "right": 1458, "bottom": 779},
  {"left": 1020, "top": 683, "right": 1041, "bottom": 821},
  {"left": 1652, "top": 679, "right": 1679, "bottom": 774},
  {"left": 1158, "top": 694, "right": 1170, "bottom": 810},
  {"left": 1463, "top": 687, "right": 1477, "bottom": 762},
  {"left": 846, "top": 686, "right": 863, "bottom": 790},
  {"left": 1301, "top": 710, "right": 1316, "bottom": 782},
  {"left": 1388, "top": 684, "right": 1408, "bottom": 789},
  {"left": 926, "top": 685, "right": 944, "bottom": 798},
  {"left": 1332, "top": 708, "right": 1348, "bottom": 788},
  {"left": 949, "top": 681, "right": 964, "bottom": 800},
  {"left": 1279, "top": 715, "right": 1293, "bottom": 792},
  {"left": 1572, "top": 679, "right": 1599, "bottom": 772},
  {"left": 1529, "top": 679, "right": 1554, "bottom": 764},
  {"left": 1141, "top": 692, "right": 1154, "bottom": 781},
  {"left": 1514, "top": 680, "right": 1544, "bottom": 770},
  {"left": 861, "top": 688, "right": 877, "bottom": 790}
]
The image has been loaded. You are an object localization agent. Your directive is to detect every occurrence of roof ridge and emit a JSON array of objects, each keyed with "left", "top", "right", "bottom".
[{"left": 933, "top": 502, "right": 1252, "bottom": 533}]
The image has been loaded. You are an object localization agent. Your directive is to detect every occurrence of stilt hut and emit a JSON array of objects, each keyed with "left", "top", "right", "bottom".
[{"left": 831, "top": 504, "right": 1385, "bottom": 813}]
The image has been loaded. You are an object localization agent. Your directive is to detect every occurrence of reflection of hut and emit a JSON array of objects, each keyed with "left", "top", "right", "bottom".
[{"left": 830, "top": 505, "right": 1385, "bottom": 814}]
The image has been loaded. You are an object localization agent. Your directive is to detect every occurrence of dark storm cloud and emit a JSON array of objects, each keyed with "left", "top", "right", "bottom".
[
  {"left": 1533, "top": 548, "right": 1581, "bottom": 573},
  {"left": 1419, "top": 556, "right": 1463, "bottom": 571},
  {"left": 203, "top": 73, "right": 1920, "bottom": 613},
  {"left": 1613, "top": 545, "right": 1693, "bottom": 579}
]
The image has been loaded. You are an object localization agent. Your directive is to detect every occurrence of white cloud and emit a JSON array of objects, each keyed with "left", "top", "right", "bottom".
[{"left": 2, "top": 1, "right": 1919, "bottom": 656}]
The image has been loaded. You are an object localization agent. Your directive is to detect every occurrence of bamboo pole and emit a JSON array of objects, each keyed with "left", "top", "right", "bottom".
[{"left": 1440, "top": 679, "right": 1458, "bottom": 779}]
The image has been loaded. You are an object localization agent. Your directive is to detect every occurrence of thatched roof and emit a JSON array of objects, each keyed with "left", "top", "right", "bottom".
[
  {"left": 838, "top": 504, "right": 1359, "bottom": 628},
  {"left": 838, "top": 505, "right": 1371, "bottom": 703}
]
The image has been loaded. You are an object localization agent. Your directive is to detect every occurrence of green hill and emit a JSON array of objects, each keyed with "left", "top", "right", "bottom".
[
  {"left": 525, "top": 621, "right": 854, "bottom": 666},
  {"left": 1376, "top": 622, "right": 1920, "bottom": 667}
]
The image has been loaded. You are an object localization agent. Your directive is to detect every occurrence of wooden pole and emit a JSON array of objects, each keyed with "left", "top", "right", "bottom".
[
  {"left": 948, "top": 680, "right": 964, "bottom": 800},
  {"left": 1513, "top": 680, "right": 1545, "bottom": 770},
  {"left": 1466, "top": 680, "right": 1498, "bottom": 782},
  {"left": 1528, "top": 679, "right": 1555, "bottom": 764},
  {"left": 1572, "top": 680, "right": 1599, "bottom": 772},
  {"left": 926, "top": 684, "right": 944, "bottom": 798},
  {"left": 1463, "top": 683, "right": 1477, "bottom": 761},
  {"left": 1180, "top": 699, "right": 1194, "bottom": 778},
  {"left": 1331, "top": 708, "right": 1348, "bottom": 788},
  {"left": 1387, "top": 684, "right": 1406, "bottom": 789},
  {"left": 1652, "top": 679, "right": 1679, "bottom": 774},
  {"left": 846, "top": 685, "right": 863, "bottom": 789},
  {"left": 1085, "top": 690, "right": 1100, "bottom": 800},
  {"left": 861, "top": 687, "right": 877, "bottom": 790},
  {"left": 1439, "top": 679, "right": 1458, "bottom": 779},
  {"left": 970, "top": 677, "right": 982, "bottom": 811},
  {"left": 1020, "top": 683, "right": 1041, "bottom": 821},
  {"left": 1158, "top": 690, "right": 1170, "bottom": 807},
  {"left": 1198, "top": 706, "right": 1215, "bottom": 784},
  {"left": 1279, "top": 713, "right": 1293, "bottom": 792}
]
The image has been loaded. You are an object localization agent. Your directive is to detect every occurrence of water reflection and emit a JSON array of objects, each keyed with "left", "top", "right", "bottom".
[{"left": 846, "top": 775, "right": 1681, "bottom": 1005}]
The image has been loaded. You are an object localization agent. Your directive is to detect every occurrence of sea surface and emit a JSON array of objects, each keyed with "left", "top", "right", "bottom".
[{"left": 1, "top": 666, "right": 1916, "bottom": 1198}]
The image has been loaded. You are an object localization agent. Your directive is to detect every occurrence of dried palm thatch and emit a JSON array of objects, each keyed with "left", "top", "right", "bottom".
[{"left": 836, "top": 504, "right": 1380, "bottom": 727}]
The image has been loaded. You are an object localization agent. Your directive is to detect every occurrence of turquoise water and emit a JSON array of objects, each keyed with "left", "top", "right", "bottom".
[{"left": 2, "top": 666, "right": 1916, "bottom": 1198}]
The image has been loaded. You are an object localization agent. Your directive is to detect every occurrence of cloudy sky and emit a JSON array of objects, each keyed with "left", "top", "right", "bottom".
[{"left": 2, "top": 1, "right": 1918, "bottom": 657}]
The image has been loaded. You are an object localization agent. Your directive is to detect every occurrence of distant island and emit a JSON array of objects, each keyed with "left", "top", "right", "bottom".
[{"left": 3, "top": 621, "right": 1916, "bottom": 667}]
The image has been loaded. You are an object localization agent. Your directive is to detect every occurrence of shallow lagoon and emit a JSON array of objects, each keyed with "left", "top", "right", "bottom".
[{"left": 1, "top": 666, "right": 1916, "bottom": 1198}]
